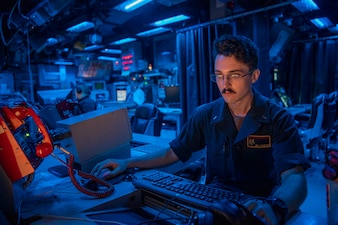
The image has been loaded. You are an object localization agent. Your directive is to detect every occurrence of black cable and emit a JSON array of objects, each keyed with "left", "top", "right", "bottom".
[
  {"left": 51, "top": 147, "right": 114, "bottom": 198},
  {"left": 138, "top": 217, "right": 190, "bottom": 225},
  {"left": 138, "top": 194, "right": 178, "bottom": 225}
]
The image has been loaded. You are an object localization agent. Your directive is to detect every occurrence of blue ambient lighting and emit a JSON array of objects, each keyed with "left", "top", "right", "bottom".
[
  {"left": 84, "top": 45, "right": 104, "bottom": 51},
  {"left": 101, "top": 49, "right": 122, "bottom": 54},
  {"left": 136, "top": 27, "right": 170, "bottom": 37},
  {"left": 114, "top": 0, "right": 153, "bottom": 13},
  {"left": 151, "top": 14, "right": 190, "bottom": 27},
  {"left": 97, "top": 56, "right": 117, "bottom": 61},
  {"left": 110, "top": 38, "right": 137, "bottom": 45},
  {"left": 310, "top": 17, "right": 333, "bottom": 29},
  {"left": 66, "top": 21, "right": 95, "bottom": 32},
  {"left": 291, "top": 0, "right": 319, "bottom": 13}
]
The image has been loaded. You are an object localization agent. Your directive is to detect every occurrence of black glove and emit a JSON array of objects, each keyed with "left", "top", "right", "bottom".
[{"left": 195, "top": 198, "right": 269, "bottom": 225}]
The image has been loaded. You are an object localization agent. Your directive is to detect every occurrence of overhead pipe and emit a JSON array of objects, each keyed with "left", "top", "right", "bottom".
[
  {"left": 177, "top": 0, "right": 297, "bottom": 32},
  {"left": 293, "top": 35, "right": 338, "bottom": 43}
]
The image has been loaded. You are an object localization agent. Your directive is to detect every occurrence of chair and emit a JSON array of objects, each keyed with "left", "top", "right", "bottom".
[
  {"left": 131, "top": 103, "right": 163, "bottom": 137},
  {"left": 330, "top": 91, "right": 338, "bottom": 144},
  {"left": 295, "top": 93, "right": 327, "bottom": 161},
  {"left": 321, "top": 91, "right": 337, "bottom": 152}
]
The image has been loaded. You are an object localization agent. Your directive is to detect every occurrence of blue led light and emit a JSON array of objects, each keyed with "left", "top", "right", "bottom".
[
  {"left": 115, "top": 0, "right": 153, "bottom": 13},
  {"left": 310, "top": 17, "right": 333, "bottom": 29},
  {"left": 97, "top": 56, "right": 118, "bottom": 61},
  {"left": 291, "top": 0, "right": 319, "bottom": 13},
  {"left": 101, "top": 49, "right": 122, "bottom": 54},
  {"left": 151, "top": 14, "right": 190, "bottom": 27},
  {"left": 84, "top": 45, "right": 104, "bottom": 51},
  {"left": 66, "top": 21, "right": 95, "bottom": 32},
  {"left": 136, "top": 27, "right": 169, "bottom": 37},
  {"left": 110, "top": 38, "right": 137, "bottom": 45}
]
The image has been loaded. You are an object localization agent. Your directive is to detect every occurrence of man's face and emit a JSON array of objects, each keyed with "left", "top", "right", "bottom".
[{"left": 214, "top": 54, "right": 259, "bottom": 105}]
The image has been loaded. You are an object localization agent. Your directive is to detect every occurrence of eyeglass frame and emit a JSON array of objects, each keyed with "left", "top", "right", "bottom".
[{"left": 210, "top": 68, "right": 257, "bottom": 82}]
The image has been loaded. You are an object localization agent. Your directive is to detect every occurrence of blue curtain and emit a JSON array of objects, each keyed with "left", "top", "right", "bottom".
[
  {"left": 176, "top": 26, "right": 232, "bottom": 125},
  {"left": 281, "top": 40, "right": 337, "bottom": 103}
]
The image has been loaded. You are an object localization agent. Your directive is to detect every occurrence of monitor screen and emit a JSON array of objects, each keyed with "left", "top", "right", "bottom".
[
  {"left": 77, "top": 60, "right": 112, "bottom": 79},
  {"left": 36, "top": 89, "right": 73, "bottom": 105},
  {"left": 117, "top": 89, "right": 127, "bottom": 102},
  {"left": 93, "top": 81, "right": 106, "bottom": 90},
  {"left": 164, "top": 86, "right": 180, "bottom": 103},
  {"left": 56, "top": 108, "right": 132, "bottom": 172}
]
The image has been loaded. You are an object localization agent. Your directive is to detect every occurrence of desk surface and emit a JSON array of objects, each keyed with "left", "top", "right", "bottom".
[
  {"left": 21, "top": 169, "right": 327, "bottom": 225},
  {"left": 16, "top": 133, "right": 326, "bottom": 225}
]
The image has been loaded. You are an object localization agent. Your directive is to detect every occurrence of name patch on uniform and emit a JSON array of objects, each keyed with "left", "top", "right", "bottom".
[{"left": 247, "top": 135, "right": 271, "bottom": 148}]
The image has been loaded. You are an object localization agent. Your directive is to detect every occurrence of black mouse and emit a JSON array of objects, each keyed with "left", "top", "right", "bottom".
[{"left": 82, "top": 179, "right": 98, "bottom": 191}]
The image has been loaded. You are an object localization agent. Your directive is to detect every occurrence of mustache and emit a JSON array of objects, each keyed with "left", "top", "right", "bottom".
[{"left": 221, "top": 88, "right": 235, "bottom": 94}]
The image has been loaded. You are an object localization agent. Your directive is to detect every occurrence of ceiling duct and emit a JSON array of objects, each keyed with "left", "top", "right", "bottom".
[
  {"left": 8, "top": 0, "right": 72, "bottom": 28},
  {"left": 43, "top": 0, "right": 72, "bottom": 17},
  {"left": 30, "top": 0, "right": 72, "bottom": 27},
  {"left": 30, "top": 9, "right": 50, "bottom": 26},
  {"left": 156, "top": 0, "right": 187, "bottom": 7},
  {"left": 237, "top": 0, "right": 281, "bottom": 10}
]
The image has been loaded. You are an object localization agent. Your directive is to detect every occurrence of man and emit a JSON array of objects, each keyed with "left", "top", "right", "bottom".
[
  {"left": 91, "top": 35, "right": 311, "bottom": 225},
  {"left": 73, "top": 82, "right": 97, "bottom": 115}
]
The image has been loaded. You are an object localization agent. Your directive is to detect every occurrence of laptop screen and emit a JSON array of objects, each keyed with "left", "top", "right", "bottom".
[{"left": 57, "top": 107, "right": 132, "bottom": 172}]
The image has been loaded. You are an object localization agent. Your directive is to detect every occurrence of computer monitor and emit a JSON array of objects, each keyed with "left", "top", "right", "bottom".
[
  {"left": 112, "top": 82, "right": 129, "bottom": 102},
  {"left": 93, "top": 80, "right": 106, "bottom": 91},
  {"left": 164, "top": 86, "right": 180, "bottom": 104},
  {"left": 37, "top": 89, "right": 73, "bottom": 105},
  {"left": 117, "top": 89, "right": 127, "bottom": 102}
]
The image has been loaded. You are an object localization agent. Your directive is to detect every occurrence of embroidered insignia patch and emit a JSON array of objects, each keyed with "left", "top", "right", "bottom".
[{"left": 247, "top": 135, "right": 271, "bottom": 148}]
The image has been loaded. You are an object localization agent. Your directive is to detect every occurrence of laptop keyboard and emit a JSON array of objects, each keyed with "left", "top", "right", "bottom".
[{"left": 132, "top": 144, "right": 167, "bottom": 153}]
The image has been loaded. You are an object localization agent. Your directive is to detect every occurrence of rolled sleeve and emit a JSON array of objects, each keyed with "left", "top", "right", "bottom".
[
  {"left": 272, "top": 109, "right": 311, "bottom": 174},
  {"left": 169, "top": 139, "right": 191, "bottom": 162},
  {"left": 169, "top": 105, "right": 208, "bottom": 162},
  {"left": 276, "top": 153, "right": 311, "bottom": 175}
]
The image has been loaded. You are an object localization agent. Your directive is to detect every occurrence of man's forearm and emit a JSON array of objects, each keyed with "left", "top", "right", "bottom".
[
  {"left": 272, "top": 166, "right": 308, "bottom": 213},
  {"left": 127, "top": 148, "right": 179, "bottom": 169}
]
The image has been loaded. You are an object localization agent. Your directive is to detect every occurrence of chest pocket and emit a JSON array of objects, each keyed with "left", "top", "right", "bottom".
[{"left": 235, "top": 135, "right": 274, "bottom": 180}]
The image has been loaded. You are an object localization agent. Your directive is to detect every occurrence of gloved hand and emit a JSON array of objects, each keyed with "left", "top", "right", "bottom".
[
  {"left": 206, "top": 198, "right": 270, "bottom": 225},
  {"left": 244, "top": 199, "right": 280, "bottom": 225}
]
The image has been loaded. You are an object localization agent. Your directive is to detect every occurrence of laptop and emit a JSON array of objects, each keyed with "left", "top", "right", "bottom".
[
  {"left": 56, "top": 107, "right": 166, "bottom": 172},
  {"left": 57, "top": 107, "right": 132, "bottom": 172}
]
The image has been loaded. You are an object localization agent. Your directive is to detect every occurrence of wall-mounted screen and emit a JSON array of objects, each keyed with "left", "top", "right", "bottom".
[
  {"left": 93, "top": 80, "right": 106, "bottom": 90},
  {"left": 112, "top": 82, "right": 129, "bottom": 102},
  {"left": 117, "top": 89, "right": 127, "bottom": 102},
  {"left": 37, "top": 89, "right": 73, "bottom": 105},
  {"left": 77, "top": 60, "right": 112, "bottom": 79},
  {"left": 164, "top": 86, "right": 180, "bottom": 103}
]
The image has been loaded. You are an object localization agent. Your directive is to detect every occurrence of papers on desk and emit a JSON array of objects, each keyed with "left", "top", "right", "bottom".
[{"left": 132, "top": 88, "right": 145, "bottom": 105}]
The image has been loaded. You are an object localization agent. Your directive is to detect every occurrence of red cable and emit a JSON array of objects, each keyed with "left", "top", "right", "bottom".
[{"left": 67, "top": 154, "right": 114, "bottom": 198}]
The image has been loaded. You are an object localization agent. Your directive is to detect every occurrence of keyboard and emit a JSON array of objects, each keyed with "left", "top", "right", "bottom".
[{"left": 132, "top": 170, "right": 254, "bottom": 210}]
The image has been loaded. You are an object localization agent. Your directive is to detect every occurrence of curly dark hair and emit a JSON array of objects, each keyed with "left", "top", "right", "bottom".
[{"left": 212, "top": 34, "right": 259, "bottom": 70}]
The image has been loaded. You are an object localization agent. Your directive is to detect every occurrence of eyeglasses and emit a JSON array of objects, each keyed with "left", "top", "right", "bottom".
[{"left": 210, "top": 68, "right": 256, "bottom": 82}]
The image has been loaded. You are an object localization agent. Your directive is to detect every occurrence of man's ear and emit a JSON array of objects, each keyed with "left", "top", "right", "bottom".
[{"left": 251, "top": 69, "right": 260, "bottom": 83}]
